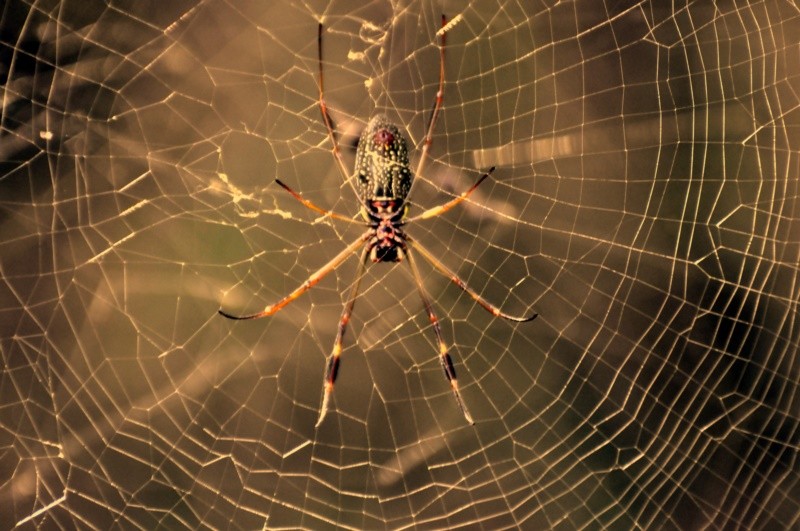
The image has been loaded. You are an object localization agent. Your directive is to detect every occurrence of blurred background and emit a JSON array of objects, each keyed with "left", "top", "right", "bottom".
[{"left": 1, "top": 0, "right": 798, "bottom": 528}]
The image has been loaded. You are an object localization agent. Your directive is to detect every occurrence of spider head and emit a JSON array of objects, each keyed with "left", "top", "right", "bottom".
[
  {"left": 354, "top": 115, "right": 412, "bottom": 204},
  {"left": 370, "top": 244, "right": 404, "bottom": 263},
  {"left": 367, "top": 213, "right": 406, "bottom": 263}
]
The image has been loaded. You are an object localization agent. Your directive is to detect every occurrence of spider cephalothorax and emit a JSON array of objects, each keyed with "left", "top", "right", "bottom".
[
  {"left": 220, "top": 16, "right": 537, "bottom": 427},
  {"left": 366, "top": 202, "right": 407, "bottom": 263}
]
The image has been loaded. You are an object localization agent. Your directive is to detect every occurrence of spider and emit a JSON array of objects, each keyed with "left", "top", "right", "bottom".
[{"left": 220, "top": 15, "right": 537, "bottom": 427}]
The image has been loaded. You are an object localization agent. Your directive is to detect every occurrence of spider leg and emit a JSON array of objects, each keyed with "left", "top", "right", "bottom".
[
  {"left": 406, "top": 236, "right": 537, "bottom": 322},
  {"left": 406, "top": 247, "right": 474, "bottom": 424},
  {"left": 219, "top": 230, "right": 372, "bottom": 320},
  {"left": 275, "top": 179, "right": 359, "bottom": 224},
  {"left": 406, "top": 167, "right": 494, "bottom": 222},
  {"left": 414, "top": 14, "right": 447, "bottom": 180},
  {"left": 316, "top": 243, "right": 372, "bottom": 427},
  {"left": 317, "top": 23, "right": 359, "bottom": 197}
]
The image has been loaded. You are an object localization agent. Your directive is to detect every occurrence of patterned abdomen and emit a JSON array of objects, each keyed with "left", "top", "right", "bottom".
[{"left": 354, "top": 115, "right": 412, "bottom": 202}]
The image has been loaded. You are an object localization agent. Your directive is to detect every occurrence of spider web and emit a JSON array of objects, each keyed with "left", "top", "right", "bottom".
[{"left": 1, "top": 0, "right": 798, "bottom": 528}]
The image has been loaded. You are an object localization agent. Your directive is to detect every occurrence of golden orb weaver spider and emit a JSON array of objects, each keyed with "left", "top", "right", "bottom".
[{"left": 220, "top": 15, "right": 537, "bottom": 427}]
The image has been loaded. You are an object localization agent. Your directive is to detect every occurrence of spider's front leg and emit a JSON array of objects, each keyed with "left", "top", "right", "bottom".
[
  {"left": 406, "top": 247, "right": 474, "bottom": 424},
  {"left": 406, "top": 236, "right": 537, "bottom": 322},
  {"left": 316, "top": 242, "right": 372, "bottom": 427},
  {"left": 219, "top": 231, "right": 371, "bottom": 320}
]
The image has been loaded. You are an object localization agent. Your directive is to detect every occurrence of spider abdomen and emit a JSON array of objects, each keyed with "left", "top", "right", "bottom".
[{"left": 355, "top": 115, "right": 412, "bottom": 203}]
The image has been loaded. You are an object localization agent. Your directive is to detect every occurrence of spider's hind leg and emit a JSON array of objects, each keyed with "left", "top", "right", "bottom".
[{"left": 317, "top": 22, "right": 358, "bottom": 197}]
